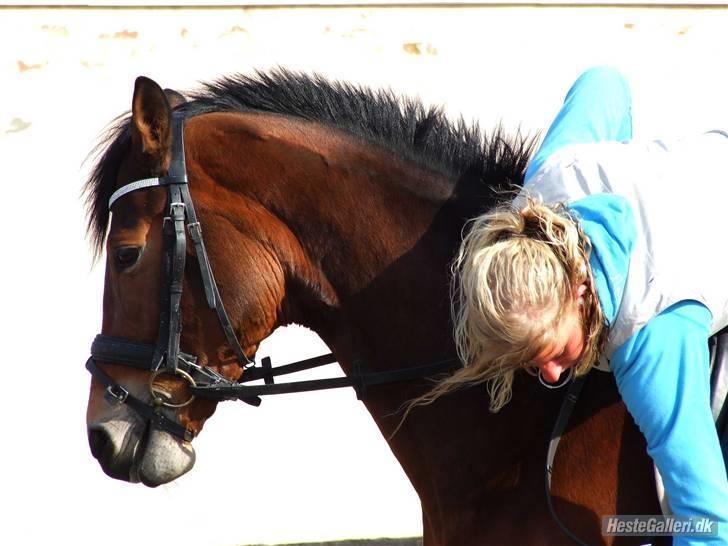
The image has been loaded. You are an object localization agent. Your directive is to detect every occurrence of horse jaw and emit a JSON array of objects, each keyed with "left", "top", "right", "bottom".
[{"left": 138, "top": 428, "right": 196, "bottom": 487}]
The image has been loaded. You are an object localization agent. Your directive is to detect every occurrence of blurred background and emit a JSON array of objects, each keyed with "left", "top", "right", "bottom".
[{"left": 3, "top": 1, "right": 728, "bottom": 545}]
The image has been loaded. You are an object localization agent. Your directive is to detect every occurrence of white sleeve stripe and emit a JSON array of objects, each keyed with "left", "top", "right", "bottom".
[{"left": 108, "top": 178, "right": 162, "bottom": 210}]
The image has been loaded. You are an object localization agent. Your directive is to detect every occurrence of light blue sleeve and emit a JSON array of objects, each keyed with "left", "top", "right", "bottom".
[
  {"left": 612, "top": 302, "right": 728, "bottom": 545},
  {"left": 525, "top": 66, "right": 633, "bottom": 183}
]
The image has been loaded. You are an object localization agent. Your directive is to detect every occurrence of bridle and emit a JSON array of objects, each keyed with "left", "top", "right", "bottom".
[
  {"left": 85, "top": 112, "right": 460, "bottom": 442},
  {"left": 85, "top": 111, "right": 592, "bottom": 545}
]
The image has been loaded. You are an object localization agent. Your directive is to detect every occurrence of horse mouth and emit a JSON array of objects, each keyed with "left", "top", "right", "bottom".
[{"left": 88, "top": 417, "right": 195, "bottom": 486}]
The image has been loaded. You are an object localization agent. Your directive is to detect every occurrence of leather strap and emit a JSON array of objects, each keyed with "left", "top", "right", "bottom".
[
  {"left": 108, "top": 178, "right": 161, "bottom": 209},
  {"left": 241, "top": 352, "right": 339, "bottom": 382},
  {"left": 178, "top": 182, "right": 253, "bottom": 367},
  {"left": 545, "top": 374, "right": 590, "bottom": 546},
  {"left": 86, "top": 357, "right": 194, "bottom": 442},
  {"left": 91, "top": 335, "right": 158, "bottom": 370},
  {"left": 164, "top": 113, "right": 188, "bottom": 185},
  {"left": 192, "top": 357, "right": 459, "bottom": 400},
  {"left": 91, "top": 331, "right": 456, "bottom": 402},
  {"left": 163, "top": 185, "right": 187, "bottom": 372},
  {"left": 90, "top": 334, "right": 262, "bottom": 407}
]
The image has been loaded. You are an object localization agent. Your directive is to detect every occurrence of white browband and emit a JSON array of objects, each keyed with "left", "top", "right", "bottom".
[{"left": 108, "top": 177, "right": 162, "bottom": 210}]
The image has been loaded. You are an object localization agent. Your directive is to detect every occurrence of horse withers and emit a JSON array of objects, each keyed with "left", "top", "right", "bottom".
[{"left": 84, "top": 71, "right": 665, "bottom": 545}]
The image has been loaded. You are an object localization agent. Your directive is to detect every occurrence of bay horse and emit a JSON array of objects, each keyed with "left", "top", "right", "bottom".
[{"left": 84, "top": 70, "right": 665, "bottom": 545}]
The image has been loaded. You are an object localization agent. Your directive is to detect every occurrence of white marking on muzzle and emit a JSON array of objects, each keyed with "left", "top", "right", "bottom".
[{"left": 139, "top": 428, "right": 196, "bottom": 487}]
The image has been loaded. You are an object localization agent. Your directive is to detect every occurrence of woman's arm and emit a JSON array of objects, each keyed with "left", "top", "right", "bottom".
[
  {"left": 525, "top": 66, "right": 633, "bottom": 183},
  {"left": 612, "top": 300, "right": 728, "bottom": 545}
]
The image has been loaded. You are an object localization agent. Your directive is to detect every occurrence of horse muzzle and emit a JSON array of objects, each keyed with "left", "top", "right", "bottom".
[{"left": 88, "top": 415, "right": 196, "bottom": 486}]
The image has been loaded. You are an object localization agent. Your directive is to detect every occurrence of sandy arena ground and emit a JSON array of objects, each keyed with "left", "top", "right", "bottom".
[{"left": 3, "top": 4, "right": 728, "bottom": 546}]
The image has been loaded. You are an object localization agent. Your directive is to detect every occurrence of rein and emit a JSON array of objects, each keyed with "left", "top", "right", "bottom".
[
  {"left": 85, "top": 111, "right": 590, "bottom": 545},
  {"left": 545, "top": 374, "right": 591, "bottom": 546}
]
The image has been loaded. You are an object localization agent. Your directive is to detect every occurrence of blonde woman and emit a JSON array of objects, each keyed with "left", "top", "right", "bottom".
[{"left": 420, "top": 67, "right": 728, "bottom": 544}]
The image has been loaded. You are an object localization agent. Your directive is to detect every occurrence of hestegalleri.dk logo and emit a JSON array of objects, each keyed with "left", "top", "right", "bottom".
[{"left": 602, "top": 515, "right": 719, "bottom": 537}]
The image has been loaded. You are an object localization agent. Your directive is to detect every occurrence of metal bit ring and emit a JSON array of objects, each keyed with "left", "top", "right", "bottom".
[{"left": 149, "top": 368, "right": 197, "bottom": 408}]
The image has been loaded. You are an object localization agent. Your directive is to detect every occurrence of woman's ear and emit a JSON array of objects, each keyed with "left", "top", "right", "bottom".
[{"left": 574, "top": 282, "right": 588, "bottom": 305}]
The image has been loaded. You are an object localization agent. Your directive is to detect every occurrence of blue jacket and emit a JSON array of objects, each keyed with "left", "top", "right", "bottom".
[
  {"left": 572, "top": 195, "right": 728, "bottom": 545},
  {"left": 523, "top": 65, "right": 728, "bottom": 544}
]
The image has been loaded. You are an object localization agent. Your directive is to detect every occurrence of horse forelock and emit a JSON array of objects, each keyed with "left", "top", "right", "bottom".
[
  {"left": 84, "top": 114, "right": 132, "bottom": 261},
  {"left": 84, "top": 69, "right": 536, "bottom": 259}
]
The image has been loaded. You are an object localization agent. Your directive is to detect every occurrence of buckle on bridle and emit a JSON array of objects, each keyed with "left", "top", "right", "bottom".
[
  {"left": 163, "top": 202, "right": 186, "bottom": 229},
  {"left": 104, "top": 384, "right": 129, "bottom": 405},
  {"left": 169, "top": 201, "right": 185, "bottom": 216}
]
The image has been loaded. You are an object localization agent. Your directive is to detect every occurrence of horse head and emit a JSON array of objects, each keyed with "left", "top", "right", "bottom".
[{"left": 85, "top": 76, "right": 308, "bottom": 486}]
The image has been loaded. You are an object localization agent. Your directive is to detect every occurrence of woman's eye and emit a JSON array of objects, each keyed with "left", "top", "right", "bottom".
[{"left": 114, "top": 245, "right": 143, "bottom": 271}]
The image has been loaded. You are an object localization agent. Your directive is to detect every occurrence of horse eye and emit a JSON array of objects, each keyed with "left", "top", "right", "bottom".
[{"left": 114, "top": 245, "right": 143, "bottom": 271}]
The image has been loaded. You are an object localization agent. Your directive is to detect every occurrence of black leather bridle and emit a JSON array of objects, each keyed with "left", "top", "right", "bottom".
[
  {"left": 85, "top": 112, "right": 460, "bottom": 443},
  {"left": 85, "top": 111, "right": 594, "bottom": 545}
]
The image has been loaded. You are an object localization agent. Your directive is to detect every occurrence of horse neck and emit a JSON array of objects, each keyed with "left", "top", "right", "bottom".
[
  {"left": 191, "top": 112, "right": 463, "bottom": 369},
  {"left": 190, "top": 112, "right": 519, "bottom": 490},
  {"left": 284, "top": 143, "right": 460, "bottom": 367}
]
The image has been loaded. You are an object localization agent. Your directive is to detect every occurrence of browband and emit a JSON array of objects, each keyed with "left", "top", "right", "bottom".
[{"left": 108, "top": 177, "right": 162, "bottom": 210}]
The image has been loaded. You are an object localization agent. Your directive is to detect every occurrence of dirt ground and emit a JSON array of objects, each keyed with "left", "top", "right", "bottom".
[{"left": 246, "top": 537, "right": 422, "bottom": 546}]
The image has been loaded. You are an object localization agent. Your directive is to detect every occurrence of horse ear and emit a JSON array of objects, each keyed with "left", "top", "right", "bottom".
[
  {"left": 164, "top": 88, "right": 187, "bottom": 109},
  {"left": 131, "top": 76, "right": 172, "bottom": 156}
]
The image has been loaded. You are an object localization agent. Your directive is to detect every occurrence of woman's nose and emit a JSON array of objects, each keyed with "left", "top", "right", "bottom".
[{"left": 539, "top": 362, "right": 564, "bottom": 384}]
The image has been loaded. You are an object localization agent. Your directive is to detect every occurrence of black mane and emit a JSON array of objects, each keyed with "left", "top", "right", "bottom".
[{"left": 85, "top": 68, "right": 534, "bottom": 255}]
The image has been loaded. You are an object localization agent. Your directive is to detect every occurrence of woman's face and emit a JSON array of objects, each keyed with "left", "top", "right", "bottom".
[{"left": 529, "top": 284, "right": 588, "bottom": 384}]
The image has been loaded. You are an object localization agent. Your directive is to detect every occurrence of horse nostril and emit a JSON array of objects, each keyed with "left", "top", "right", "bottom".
[
  {"left": 88, "top": 427, "right": 111, "bottom": 461},
  {"left": 87, "top": 423, "right": 141, "bottom": 482}
]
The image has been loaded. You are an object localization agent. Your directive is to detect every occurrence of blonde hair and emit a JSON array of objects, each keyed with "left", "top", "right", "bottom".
[{"left": 392, "top": 195, "right": 605, "bottom": 435}]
